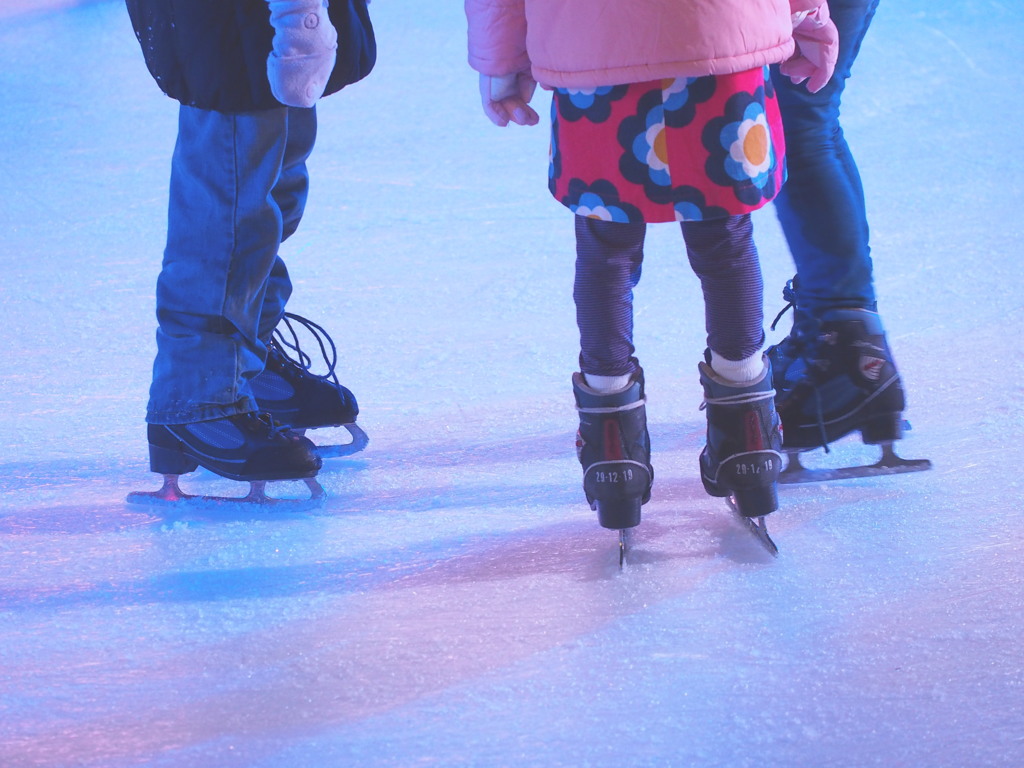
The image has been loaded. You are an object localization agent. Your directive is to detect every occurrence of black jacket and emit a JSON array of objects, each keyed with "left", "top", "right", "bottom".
[{"left": 126, "top": 0, "right": 375, "bottom": 112}]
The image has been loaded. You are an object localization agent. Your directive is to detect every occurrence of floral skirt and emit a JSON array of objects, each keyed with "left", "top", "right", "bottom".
[{"left": 548, "top": 67, "right": 786, "bottom": 223}]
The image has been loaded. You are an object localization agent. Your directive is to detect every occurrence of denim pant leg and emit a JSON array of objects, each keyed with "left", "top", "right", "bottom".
[
  {"left": 147, "top": 105, "right": 303, "bottom": 424},
  {"left": 682, "top": 215, "right": 765, "bottom": 361},
  {"left": 574, "top": 216, "right": 646, "bottom": 377},
  {"left": 772, "top": 0, "right": 881, "bottom": 315},
  {"left": 259, "top": 106, "right": 318, "bottom": 341}
]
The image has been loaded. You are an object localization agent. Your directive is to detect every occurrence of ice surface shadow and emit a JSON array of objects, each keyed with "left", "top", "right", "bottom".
[
  {"left": 379, "top": 515, "right": 728, "bottom": 590},
  {"left": 0, "top": 487, "right": 768, "bottom": 615},
  {"left": 0, "top": 515, "right": 655, "bottom": 613}
]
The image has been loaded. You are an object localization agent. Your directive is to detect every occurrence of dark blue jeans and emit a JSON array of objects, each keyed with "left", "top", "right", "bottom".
[
  {"left": 147, "top": 104, "right": 316, "bottom": 424},
  {"left": 772, "top": 0, "right": 880, "bottom": 317}
]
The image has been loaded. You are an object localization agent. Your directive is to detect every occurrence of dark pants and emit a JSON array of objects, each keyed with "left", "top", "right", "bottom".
[
  {"left": 574, "top": 215, "right": 763, "bottom": 377},
  {"left": 772, "top": 0, "right": 881, "bottom": 317}
]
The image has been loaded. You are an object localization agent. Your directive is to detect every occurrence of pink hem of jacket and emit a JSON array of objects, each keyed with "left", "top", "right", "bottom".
[{"left": 466, "top": 0, "right": 823, "bottom": 88}]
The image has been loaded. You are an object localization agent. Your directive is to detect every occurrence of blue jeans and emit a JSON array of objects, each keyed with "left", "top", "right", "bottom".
[
  {"left": 147, "top": 104, "right": 317, "bottom": 424},
  {"left": 772, "top": 0, "right": 880, "bottom": 317}
]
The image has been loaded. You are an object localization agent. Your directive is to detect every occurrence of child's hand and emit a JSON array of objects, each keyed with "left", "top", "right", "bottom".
[
  {"left": 780, "top": 5, "right": 839, "bottom": 93},
  {"left": 266, "top": 0, "right": 338, "bottom": 108},
  {"left": 479, "top": 71, "right": 539, "bottom": 127}
]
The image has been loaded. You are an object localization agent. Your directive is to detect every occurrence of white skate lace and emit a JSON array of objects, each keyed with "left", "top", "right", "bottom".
[{"left": 700, "top": 389, "right": 775, "bottom": 410}]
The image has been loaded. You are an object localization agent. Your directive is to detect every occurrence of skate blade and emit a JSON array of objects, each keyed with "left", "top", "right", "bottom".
[
  {"left": 127, "top": 474, "right": 326, "bottom": 509},
  {"left": 725, "top": 497, "right": 779, "bottom": 557},
  {"left": 310, "top": 424, "right": 369, "bottom": 459},
  {"left": 780, "top": 443, "right": 933, "bottom": 485},
  {"left": 618, "top": 528, "right": 632, "bottom": 569}
]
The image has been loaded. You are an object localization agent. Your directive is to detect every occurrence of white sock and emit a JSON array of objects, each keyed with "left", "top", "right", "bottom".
[
  {"left": 583, "top": 372, "right": 632, "bottom": 393},
  {"left": 710, "top": 350, "right": 764, "bottom": 384}
]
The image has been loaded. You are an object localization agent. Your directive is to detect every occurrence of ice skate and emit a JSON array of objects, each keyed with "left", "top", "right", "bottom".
[
  {"left": 252, "top": 312, "right": 368, "bottom": 458},
  {"left": 698, "top": 355, "right": 783, "bottom": 555},
  {"left": 772, "top": 307, "right": 932, "bottom": 484},
  {"left": 573, "top": 368, "right": 654, "bottom": 565},
  {"left": 127, "top": 412, "right": 324, "bottom": 507},
  {"left": 766, "top": 277, "right": 807, "bottom": 386}
]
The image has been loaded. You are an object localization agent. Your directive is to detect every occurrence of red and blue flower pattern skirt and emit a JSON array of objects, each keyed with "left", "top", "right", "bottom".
[{"left": 548, "top": 67, "right": 786, "bottom": 224}]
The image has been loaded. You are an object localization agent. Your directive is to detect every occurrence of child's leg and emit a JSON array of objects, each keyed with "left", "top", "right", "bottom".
[
  {"left": 147, "top": 104, "right": 292, "bottom": 425},
  {"left": 574, "top": 215, "right": 646, "bottom": 383},
  {"left": 572, "top": 216, "right": 652, "bottom": 530},
  {"left": 681, "top": 214, "right": 763, "bottom": 379},
  {"left": 681, "top": 215, "right": 782, "bottom": 518}
]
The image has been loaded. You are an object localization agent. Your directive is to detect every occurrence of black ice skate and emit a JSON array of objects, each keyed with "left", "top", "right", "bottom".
[
  {"left": 766, "top": 277, "right": 806, "bottom": 387},
  {"left": 573, "top": 368, "right": 654, "bottom": 565},
  {"left": 127, "top": 412, "right": 324, "bottom": 507},
  {"left": 698, "top": 356, "right": 783, "bottom": 555},
  {"left": 773, "top": 307, "right": 931, "bottom": 483},
  {"left": 252, "top": 312, "right": 368, "bottom": 458}
]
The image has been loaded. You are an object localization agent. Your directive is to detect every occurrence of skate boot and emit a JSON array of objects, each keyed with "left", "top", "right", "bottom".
[
  {"left": 252, "top": 313, "right": 367, "bottom": 457},
  {"left": 776, "top": 307, "right": 905, "bottom": 450},
  {"left": 573, "top": 368, "right": 654, "bottom": 533},
  {"left": 128, "top": 412, "right": 324, "bottom": 505},
  {"left": 774, "top": 307, "right": 931, "bottom": 482},
  {"left": 698, "top": 355, "right": 783, "bottom": 520}
]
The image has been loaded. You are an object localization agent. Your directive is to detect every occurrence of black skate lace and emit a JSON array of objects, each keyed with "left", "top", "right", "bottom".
[
  {"left": 271, "top": 312, "right": 341, "bottom": 386},
  {"left": 769, "top": 278, "right": 798, "bottom": 332},
  {"left": 252, "top": 410, "right": 289, "bottom": 436},
  {"left": 811, "top": 386, "right": 831, "bottom": 453}
]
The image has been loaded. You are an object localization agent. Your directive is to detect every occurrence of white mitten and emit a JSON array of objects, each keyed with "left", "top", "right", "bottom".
[
  {"left": 266, "top": 0, "right": 338, "bottom": 108},
  {"left": 478, "top": 71, "right": 539, "bottom": 127}
]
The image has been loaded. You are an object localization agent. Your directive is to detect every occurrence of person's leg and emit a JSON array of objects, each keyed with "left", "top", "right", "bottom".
[
  {"left": 572, "top": 216, "right": 652, "bottom": 530},
  {"left": 682, "top": 215, "right": 782, "bottom": 519},
  {"left": 259, "top": 105, "right": 318, "bottom": 341},
  {"left": 769, "top": 1, "right": 911, "bottom": 452},
  {"left": 681, "top": 214, "right": 764, "bottom": 368},
  {"left": 140, "top": 105, "right": 322, "bottom": 487},
  {"left": 248, "top": 105, "right": 362, "bottom": 438},
  {"left": 772, "top": 0, "right": 881, "bottom": 314},
  {"left": 573, "top": 216, "right": 646, "bottom": 379},
  {"left": 148, "top": 104, "right": 291, "bottom": 425}
]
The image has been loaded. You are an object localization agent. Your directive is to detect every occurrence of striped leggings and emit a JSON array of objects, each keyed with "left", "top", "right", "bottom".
[{"left": 574, "top": 214, "right": 764, "bottom": 377}]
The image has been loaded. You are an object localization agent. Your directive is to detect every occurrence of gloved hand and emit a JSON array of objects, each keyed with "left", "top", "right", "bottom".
[
  {"left": 266, "top": 0, "right": 338, "bottom": 108},
  {"left": 780, "top": 4, "right": 839, "bottom": 93},
  {"left": 479, "top": 71, "right": 540, "bottom": 127}
]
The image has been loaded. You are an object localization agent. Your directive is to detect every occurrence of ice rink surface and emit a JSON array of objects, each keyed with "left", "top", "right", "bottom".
[{"left": 1, "top": 1, "right": 1022, "bottom": 766}]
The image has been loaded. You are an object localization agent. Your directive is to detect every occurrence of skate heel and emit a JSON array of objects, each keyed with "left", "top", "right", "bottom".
[
  {"left": 148, "top": 442, "right": 199, "bottom": 476},
  {"left": 574, "top": 369, "right": 654, "bottom": 533},
  {"left": 594, "top": 496, "right": 643, "bottom": 530},
  {"left": 729, "top": 483, "right": 779, "bottom": 519},
  {"left": 860, "top": 412, "right": 903, "bottom": 445},
  {"left": 584, "top": 460, "right": 652, "bottom": 530}
]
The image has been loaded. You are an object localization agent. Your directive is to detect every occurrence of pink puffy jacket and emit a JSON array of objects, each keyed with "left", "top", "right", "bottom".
[{"left": 466, "top": 0, "right": 827, "bottom": 88}]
